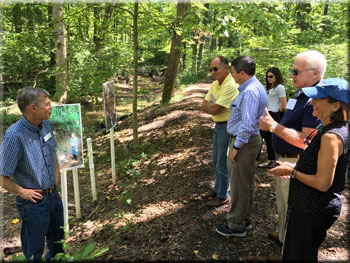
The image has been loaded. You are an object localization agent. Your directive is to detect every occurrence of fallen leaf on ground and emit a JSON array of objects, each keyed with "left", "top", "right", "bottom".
[
  {"left": 11, "top": 218, "right": 20, "bottom": 224},
  {"left": 212, "top": 252, "right": 219, "bottom": 260}
]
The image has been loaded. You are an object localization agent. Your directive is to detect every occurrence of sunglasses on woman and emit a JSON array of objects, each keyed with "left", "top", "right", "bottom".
[{"left": 267, "top": 75, "right": 274, "bottom": 79}]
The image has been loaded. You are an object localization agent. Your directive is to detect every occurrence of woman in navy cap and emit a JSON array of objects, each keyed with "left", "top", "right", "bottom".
[{"left": 268, "top": 78, "right": 350, "bottom": 261}]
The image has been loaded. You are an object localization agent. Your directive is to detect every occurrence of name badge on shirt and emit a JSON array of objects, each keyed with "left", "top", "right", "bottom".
[
  {"left": 286, "top": 98, "right": 297, "bottom": 110},
  {"left": 44, "top": 132, "right": 52, "bottom": 142}
]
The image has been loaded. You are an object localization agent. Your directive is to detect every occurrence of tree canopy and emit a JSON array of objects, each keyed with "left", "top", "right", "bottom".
[{"left": 1, "top": 1, "right": 348, "bottom": 104}]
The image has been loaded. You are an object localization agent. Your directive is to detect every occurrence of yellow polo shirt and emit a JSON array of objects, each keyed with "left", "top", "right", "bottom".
[{"left": 205, "top": 74, "right": 239, "bottom": 122}]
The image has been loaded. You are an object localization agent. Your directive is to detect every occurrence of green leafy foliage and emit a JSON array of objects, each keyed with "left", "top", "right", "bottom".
[{"left": 1, "top": 2, "right": 347, "bottom": 103}]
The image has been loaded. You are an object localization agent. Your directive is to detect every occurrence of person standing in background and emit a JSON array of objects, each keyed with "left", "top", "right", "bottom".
[{"left": 258, "top": 67, "right": 287, "bottom": 168}]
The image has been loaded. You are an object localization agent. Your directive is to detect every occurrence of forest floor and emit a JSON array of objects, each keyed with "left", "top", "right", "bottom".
[{"left": 1, "top": 82, "right": 349, "bottom": 261}]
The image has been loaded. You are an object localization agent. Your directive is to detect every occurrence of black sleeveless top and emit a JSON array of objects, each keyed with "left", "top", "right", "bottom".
[{"left": 288, "top": 121, "right": 350, "bottom": 214}]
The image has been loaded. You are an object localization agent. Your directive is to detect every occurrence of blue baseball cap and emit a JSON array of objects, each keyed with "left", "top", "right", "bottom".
[{"left": 302, "top": 78, "right": 350, "bottom": 103}]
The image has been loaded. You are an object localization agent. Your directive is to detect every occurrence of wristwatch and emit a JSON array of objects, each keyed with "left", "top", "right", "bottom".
[
  {"left": 291, "top": 169, "right": 297, "bottom": 179},
  {"left": 269, "top": 122, "right": 277, "bottom": 133}
]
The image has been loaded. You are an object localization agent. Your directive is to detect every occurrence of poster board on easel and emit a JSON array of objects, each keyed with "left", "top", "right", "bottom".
[{"left": 50, "top": 103, "right": 84, "bottom": 229}]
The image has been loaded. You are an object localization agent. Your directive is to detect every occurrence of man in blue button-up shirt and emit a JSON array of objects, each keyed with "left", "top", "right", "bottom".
[
  {"left": 216, "top": 56, "right": 267, "bottom": 238},
  {"left": 0, "top": 87, "right": 64, "bottom": 262}
]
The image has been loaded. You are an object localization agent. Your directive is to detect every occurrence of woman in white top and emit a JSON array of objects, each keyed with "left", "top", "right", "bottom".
[{"left": 258, "top": 67, "right": 287, "bottom": 168}]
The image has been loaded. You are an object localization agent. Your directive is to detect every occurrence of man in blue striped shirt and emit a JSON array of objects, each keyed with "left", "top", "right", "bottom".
[
  {"left": 0, "top": 87, "right": 64, "bottom": 262},
  {"left": 216, "top": 56, "right": 268, "bottom": 237}
]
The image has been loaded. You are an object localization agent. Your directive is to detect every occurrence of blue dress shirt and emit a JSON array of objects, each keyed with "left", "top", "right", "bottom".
[
  {"left": 227, "top": 76, "right": 268, "bottom": 149},
  {"left": 0, "top": 116, "right": 57, "bottom": 189}
]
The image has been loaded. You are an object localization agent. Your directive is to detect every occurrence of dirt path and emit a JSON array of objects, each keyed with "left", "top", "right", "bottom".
[{"left": 1, "top": 83, "right": 349, "bottom": 261}]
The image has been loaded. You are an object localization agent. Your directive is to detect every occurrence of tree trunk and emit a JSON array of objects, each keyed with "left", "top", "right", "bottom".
[
  {"left": 93, "top": 5, "right": 102, "bottom": 53},
  {"left": 191, "top": 32, "right": 198, "bottom": 73},
  {"left": 47, "top": 5, "right": 56, "bottom": 94},
  {"left": 13, "top": 4, "right": 27, "bottom": 88},
  {"left": 132, "top": 1, "right": 139, "bottom": 144},
  {"left": 321, "top": 0, "right": 329, "bottom": 32},
  {"left": 210, "top": 37, "right": 217, "bottom": 51},
  {"left": 182, "top": 43, "right": 186, "bottom": 70},
  {"left": 162, "top": 1, "right": 189, "bottom": 104},
  {"left": 196, "top": 3, "right": 209, "bottom": 72},
  {"left": 52, "top": 2, "right": 68, "bottom": 103}
]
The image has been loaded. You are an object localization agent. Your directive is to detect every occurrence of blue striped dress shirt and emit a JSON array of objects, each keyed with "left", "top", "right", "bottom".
[{"left": 227, "top": 76, "right": 268, "bottom": 149}]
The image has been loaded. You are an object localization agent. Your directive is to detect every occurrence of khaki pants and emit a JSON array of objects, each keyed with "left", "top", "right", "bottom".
[
  {"left": 226, "top": 135, "right": 262, "bottom": 230},
  {"left": 275, "top": 157, "right": 298, "bottom": 243}
]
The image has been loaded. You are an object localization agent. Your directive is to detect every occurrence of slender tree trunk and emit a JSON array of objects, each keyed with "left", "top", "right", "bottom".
[
  {"left": 196, "top": 3, "right": 209, "bottom": 72},
  {"left": 210, "top": 37, "right": 217, "bottom": 51},
  {"left": 13, "top": 4, "right": 27, "bottom": 87},
  {"left": 53, "top": 2, "right": 68, "bottom": 103},
  {"left": 197, "top": 34, "right": 205, "bottom": 72},
  {"left": 132, "top": 1, "right": 139, "bottom": 144},
  {"left": 182, "top": 43, "right": 186, "bottom": 70},
  {"left": 48, "top": 5, "right": 56, "bottom": 94},
  {"left": 162, "top": 1, "right": 189, "bottom": 104},
  {"left": 93, "top": 5, "right": 102, "bottom": 53},
  {"left": 191, "top": 32, "right": 198, "bottom": 73},
  {"left": 321, "top": 0, "right": 329, "bottom": 32}
]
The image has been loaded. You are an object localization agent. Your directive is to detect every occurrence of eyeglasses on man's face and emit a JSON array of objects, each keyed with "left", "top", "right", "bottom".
[
  {"left": 290, "top": 68, "right": 316, "bottom": 76},
  {"left": 209, "top": 67, "right": 220, "bottom": 72}
]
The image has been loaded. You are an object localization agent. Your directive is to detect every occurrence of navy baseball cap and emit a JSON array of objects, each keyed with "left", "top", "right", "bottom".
[{"left": 302, "top": 78, "right": 350, "bottom": 103}]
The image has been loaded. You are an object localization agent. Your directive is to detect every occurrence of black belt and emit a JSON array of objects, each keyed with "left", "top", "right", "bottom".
[
  {"left": 215, "top": 121, "right": 227, "bottom": 124},
  {"left": 39, "top": 185, "right": 57, "bottom": 195},
  {"left": 278, "top": 153, "right": 299, "bottom": 158}
]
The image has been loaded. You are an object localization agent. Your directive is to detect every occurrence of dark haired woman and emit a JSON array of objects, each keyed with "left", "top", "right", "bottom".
[
  {"left": 268, "top": 78, "right": 350, "bottom": 261},
  {"left": 258, "top": 67, "right": 287, "bottom": 168}
]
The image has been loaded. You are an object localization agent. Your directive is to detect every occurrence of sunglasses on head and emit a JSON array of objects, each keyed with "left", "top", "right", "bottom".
[
  {"left": 209, "top": 67, "right": 220, "bottom": 72},
  {"left": 290, "top": 68, "right": 315, "bottom": 76}
]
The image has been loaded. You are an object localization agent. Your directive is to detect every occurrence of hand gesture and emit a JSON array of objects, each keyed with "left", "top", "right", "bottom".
[{"left": 259, "top": 108, "right": 275, "bottom": 131}]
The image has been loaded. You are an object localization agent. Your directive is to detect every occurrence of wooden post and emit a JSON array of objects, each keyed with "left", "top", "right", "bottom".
[
  {"left": 87, "top": 138, "right": 97, "bottom": 201},
  {"left": 72, "top": 168, "right": 81, "bottom": 219},
  {"left": 110, "top": 127, "right": 116, "bottom": 183},
  {"left": 60, "top": 170, "right": 69, "bottom": 231}
]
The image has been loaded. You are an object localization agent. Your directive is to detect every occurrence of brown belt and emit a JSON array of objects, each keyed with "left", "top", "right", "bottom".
[{"left": 39, "top": 185, "right": 57, "bottom": 195}]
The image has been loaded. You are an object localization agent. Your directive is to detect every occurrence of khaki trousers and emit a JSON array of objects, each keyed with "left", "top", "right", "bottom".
[
  {"left": 275, "top": 157, "right": 298, "bottom": 243},
  {"left": 226, "top": 135, "right": 262, "bottom": 230}
]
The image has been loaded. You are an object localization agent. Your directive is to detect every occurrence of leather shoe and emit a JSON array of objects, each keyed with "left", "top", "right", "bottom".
[
  {"left": 267, "top": 253, "right": 281, "bottom": 262},
  {"left": 268, "top": 232, "right": 282, "bottom": 244},
  {"left": 205, "top": 197, "right": 229, "bottom": 207}
]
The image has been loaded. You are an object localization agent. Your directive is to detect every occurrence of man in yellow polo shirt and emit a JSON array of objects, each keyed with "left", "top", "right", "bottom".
[{"left": 201, "top": 56, "right": 239, "bottom": 207}]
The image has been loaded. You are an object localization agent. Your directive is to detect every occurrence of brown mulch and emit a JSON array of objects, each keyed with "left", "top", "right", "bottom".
[{"left": 1, "top": 83, "right": 349, "bottom": 261}]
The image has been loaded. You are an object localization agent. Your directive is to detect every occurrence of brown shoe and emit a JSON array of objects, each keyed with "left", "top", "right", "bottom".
[
  {"left": 267, "top": 253, "right": 281, "bottom": 262},
  {"left": 205, "top": 197, "right": 229, "bottom": 207},
  {"left": 267, "top": 232, "right": 282, "bottom": 244}
]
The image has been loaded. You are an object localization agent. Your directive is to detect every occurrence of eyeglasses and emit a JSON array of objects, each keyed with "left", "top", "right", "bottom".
[
  {"left": 209, "top": 67, "right": 220, "bottom": 72},
  {"left": 290, "top": 68, "right": 316, "bottom": 76},
  {"left": 267, "top": 75, "right": 274, "bottom": 79}
]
